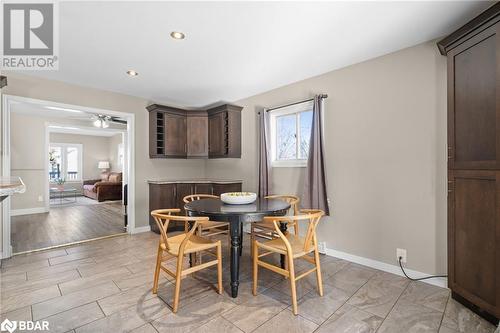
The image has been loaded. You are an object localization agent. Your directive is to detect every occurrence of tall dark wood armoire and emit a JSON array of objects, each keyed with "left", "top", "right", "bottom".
[{"left": 438, "top": 3, "right": 500, "bottom": 323}]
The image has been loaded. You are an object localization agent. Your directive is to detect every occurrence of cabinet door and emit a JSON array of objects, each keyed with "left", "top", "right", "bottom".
[
  {"left": 164, "top": 113, "right": 187, "bottom": 157},
  {"left": 448, "top": 24, "right": 500, "bottom": 170},
  {"left": 208, "top": 112, "right": 226, "bottom": 157},
  {"left": 176, "top": 183, "right": 193, "bottom": 214},
  {"left": 194, "top": 183, "right": 212, "bottom": 195},
  {"left": 187, "top": 115, "right": 208, "bottom": 158},
  {"left": 448, "top": 170, "right": 500, "bottom": 317},
  {"left": 212, "top": 183, "right": 242, "bottom": 196},
  {"left": 149, "top": 184, "right": 176, "bottom": 232}
]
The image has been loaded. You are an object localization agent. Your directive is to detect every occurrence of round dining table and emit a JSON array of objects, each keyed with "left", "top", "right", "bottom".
[{"left": 185, "top": 197, "right": 291, "bottom": 298}]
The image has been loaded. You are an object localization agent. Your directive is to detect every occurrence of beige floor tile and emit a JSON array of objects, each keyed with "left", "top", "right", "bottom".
[
  {"left": 377, "top": 301, "right": 443, "bottom": 333},
  {"left": 441, "top": 298, "right": 496, "bottom": 333},
  {"left": 156, "top": 276, "right": 214, "bottom": 309},
  {"left": 0, "top": 259, "right": 50, "bottom": 274},
  {"left": 253, "top": 309, "right": 318, "bottom": 333},
  {"left": 130, "top": 323, "right": 159, "bottom": 333},
  {"left": 316, "top": 303, "right": 384, "bottom": 333},
  {"left": 152, "top": 293, "right": 235, "bottom": 333},
  {"left": 58, "top": 267, "right": 131, "bottom": 294},
  {"left": 271, "top": 274, "right": 316, "bottom": 300},
  {"left": 26, "top": 258, "right": 95, "bottom": 281},
  {"left": 191, "top": 316, "right": 243, "bottom": 333},
  {"left": 2, "top": 249, "right": 68, "bottom": 267},
  {"left": 0, "top": 271, "right": 27, "bottom": 284},
  {"left": 49, "top": 252, "right": 93, "bottom": 266},
  {"left": 222, "top": 289, "right": 290, "bottom": 332},
  {"left": 399, "top": 281, "right": 450, "bottom": 312},
  {"left": 326, "top": 264, "right": 375, "bottom": 294},
  {"left": 43, "top": 302, "right": 104, "bottom": 333},
  {"left": 0, "top": 306, "right": 32, "bottom": 322},
  {"left": 98, "top": 283, "right": 157, "bottom": 315},
  {"left": 1, "top": 269, "right": 80, "bottom": 299},
  {"left": 296, "top": 283, "right": 351, "bottom": 325},
  {"left": 113, "top": 268, "right": 161, "bottom": 290},
  {"left": 1, "top": 285, "right": 60, "bottom": 314},
  {"left": 346, "top": 275, "right": 407, "bottom": 318},
  {"left": 76, "top": 256, "right": 141, "bottom": 277},
  {"left": 76, "top": 298, "right": 169, "bottom": 333},
  {"left": 320, "top": 258, "right": 350, "bottom": 277},
  {"left": 32, "top": 281, "right": 120, "bottom": 320}
]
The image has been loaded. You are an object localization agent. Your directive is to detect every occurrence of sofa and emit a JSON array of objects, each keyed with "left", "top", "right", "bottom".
[{"left": 83, "top": 172, "right": 123, "bottom": 202}]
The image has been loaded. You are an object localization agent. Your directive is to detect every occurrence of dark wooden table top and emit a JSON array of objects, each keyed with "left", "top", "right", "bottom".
[{"left": 184, "top": 197, "right": 291, "bottom": 219}]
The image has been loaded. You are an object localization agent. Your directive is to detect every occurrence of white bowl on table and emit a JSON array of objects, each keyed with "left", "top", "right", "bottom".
[{"left": 220, "top": 192, "right": 257, "bottom": 205}]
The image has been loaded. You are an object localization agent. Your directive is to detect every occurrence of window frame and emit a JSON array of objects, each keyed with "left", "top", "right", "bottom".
[
  {"left": 269, "top": 100, "right": 314, "bottom": 168},
  {"left": 48, "top": 143, "right": 83, "bottom": 182}
]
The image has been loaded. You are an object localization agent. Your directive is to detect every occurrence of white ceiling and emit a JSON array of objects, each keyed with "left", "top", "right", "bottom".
[{"left": 11, "top": 1, "right": 492, "bottom": 107}]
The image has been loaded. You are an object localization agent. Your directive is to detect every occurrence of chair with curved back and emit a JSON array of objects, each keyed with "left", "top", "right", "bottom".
[
  {"left": 252, "top": 209, "right": 324, "bottom": 315},
  {"left": 183, "top": 194, "right": 230, "bottom": 262},
  {"left": 250, "top": 195, "right": 300, "bottom": 256},
  {"left": 151, "top": 208, "right": 223, "bottom": 313}
]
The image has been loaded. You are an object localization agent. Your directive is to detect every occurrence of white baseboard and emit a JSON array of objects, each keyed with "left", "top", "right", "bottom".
[
  {"left": 131, "top": 225, "right": 151, "bottom": 234},
  {"left": 325, "top": 247, "right": 448, "bottom": 289},
  {"left": 11, "top": 207, "right": 49, "bottom": 216}
]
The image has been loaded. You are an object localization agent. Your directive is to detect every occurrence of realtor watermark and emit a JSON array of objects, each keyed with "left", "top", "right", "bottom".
[
  {"left": 1, "top": 319, "right": 49, "bottom": 333},
  {"left": 1, "top": 0, "right": 59, "bottom": 70}
]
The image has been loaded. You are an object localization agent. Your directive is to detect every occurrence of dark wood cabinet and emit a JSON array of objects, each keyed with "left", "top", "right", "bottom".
[
  {"left": 187, "top": 111, "right": 208, "bottom": 158},
  {"left": 164, "top": 112, "right": 187, "bottom": 157},
  {"left": 207, "top": 104, "right": 242, "bottom": 158},
  {"left": 148, "top": 181, "right": 242, "bottom": 232},
  {"left": 438, "top": 2, "right": 500, "bottom": 322},
  {"left": 147, "top": 104, "right": 242, "bottom": 159}
]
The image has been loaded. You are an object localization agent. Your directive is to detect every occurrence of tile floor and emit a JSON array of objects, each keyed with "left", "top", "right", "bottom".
[{"left": 0, "top": 231, "right": 497, "bottom": 333}]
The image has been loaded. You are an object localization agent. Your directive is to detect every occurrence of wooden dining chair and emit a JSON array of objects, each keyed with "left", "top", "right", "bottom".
[
  {"left": 183, "top": 194, "right": 230, "bottom": 262},
  {"left": 151, "top": 208, "right": 223, "bottom": 313},
  {"left": 252, "top": 209, "right": 324, "bottom": 315},
  {"left": 250, "top": 195, "right": 300, "bottom": 256}
]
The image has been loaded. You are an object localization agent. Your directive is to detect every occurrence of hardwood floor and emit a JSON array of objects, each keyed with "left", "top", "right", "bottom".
[{"left": 11, "top": 200, "right": 125, "bottom": 253}]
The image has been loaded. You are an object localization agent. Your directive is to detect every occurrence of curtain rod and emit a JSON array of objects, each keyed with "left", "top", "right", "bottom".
[{"left": 265, "top": 94, "right": 328, "bottom": 112}]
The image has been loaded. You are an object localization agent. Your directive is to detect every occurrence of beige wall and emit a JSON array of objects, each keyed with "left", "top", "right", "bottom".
[
  {"left": 1, "top": 73, "right": 206, "bottom": 252},
  {"left": 10, "top": 113, "right": 47, "bottom": 211},
  {"left": 206, "top": 40, "right": 447, "bottom": 275},
  {"left": 108, "top": 133, "right": 123, "bottom": 173}
]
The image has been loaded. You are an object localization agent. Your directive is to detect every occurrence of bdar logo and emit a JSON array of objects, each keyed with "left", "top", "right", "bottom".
[{"left": 0, "top": 319, "right": 17, "bottom": 333}]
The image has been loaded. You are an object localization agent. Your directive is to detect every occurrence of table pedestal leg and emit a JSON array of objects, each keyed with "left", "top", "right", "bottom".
[
  {"left": 230, "top": 218, "right": 242, "bottom": 298},
  {"left": 279, "top": 222, "right": 288, "bottom": 269}
]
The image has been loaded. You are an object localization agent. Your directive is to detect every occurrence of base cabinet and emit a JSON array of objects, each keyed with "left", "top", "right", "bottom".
[{"left": 149, "top": 181, "right": 242, "bottom": 232}]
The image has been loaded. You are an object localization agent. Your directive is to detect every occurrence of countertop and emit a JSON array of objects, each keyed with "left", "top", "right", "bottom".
[{"left": 148, "top": 179, "right": 243, "bottom": 184}]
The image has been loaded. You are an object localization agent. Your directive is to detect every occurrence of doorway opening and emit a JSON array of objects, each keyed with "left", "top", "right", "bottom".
[{"left": 2, "top": 95, "right": 135, "bottom": 256}]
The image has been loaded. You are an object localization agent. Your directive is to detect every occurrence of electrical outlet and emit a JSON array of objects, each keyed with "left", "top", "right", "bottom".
[
  {"left": 318, "top": 242, "right": 326, "bottom": 254},
  {"left": 38, "top": 195, "right": 44, "bottom": 202},
  {"left": 397, "top": 248, "right": 407, "bottom": 264}
]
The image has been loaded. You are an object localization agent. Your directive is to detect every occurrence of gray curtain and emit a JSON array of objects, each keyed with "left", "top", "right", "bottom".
[
  {"left": 302, "top": 95, "right": 330, "bottom": 215},
  {"left": 258, "top": 109, "right": 271, "bottom": 197}
]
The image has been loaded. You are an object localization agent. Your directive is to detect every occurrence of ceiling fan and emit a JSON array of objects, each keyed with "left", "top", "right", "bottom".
[{"left": 90, "top": 114, "right": 127, "bottom": 128}]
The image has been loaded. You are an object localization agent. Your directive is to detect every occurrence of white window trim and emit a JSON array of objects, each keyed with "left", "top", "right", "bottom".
[
  {"left": 49, "top": 142, "right": 83, "bottom": 182},
  {"left": 269, "top": 100, "right": 313, "bottom": 168}
]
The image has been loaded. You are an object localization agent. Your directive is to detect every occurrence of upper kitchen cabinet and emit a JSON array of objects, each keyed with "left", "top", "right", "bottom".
[
  {"left": 207, "top": 104, "right": 242, "bottom": 158},
  {"left": 147, "top": 103, "right": 242, "bottom": 159}
]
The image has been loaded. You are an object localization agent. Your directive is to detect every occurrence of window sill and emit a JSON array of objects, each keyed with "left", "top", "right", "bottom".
[{"left": 272, "top": 160, "right": 308, "bottom": 168}]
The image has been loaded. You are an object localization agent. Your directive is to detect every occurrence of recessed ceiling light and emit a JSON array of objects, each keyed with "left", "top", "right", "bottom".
[
  {"left": 126, "top": 70, "right": 138, "bottom": 77},
  {"left": 170, "top": 31, "right": 185, "bottom": 40}
]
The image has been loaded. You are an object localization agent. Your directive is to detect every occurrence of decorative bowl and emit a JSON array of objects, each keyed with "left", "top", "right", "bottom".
[{"left": 220, "top": 192, "right": 257, "bottom": 205}]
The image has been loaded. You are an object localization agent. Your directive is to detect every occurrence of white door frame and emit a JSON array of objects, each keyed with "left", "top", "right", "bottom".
[{"left": 2, "top": 94, "right": 136, "bottom": 258}]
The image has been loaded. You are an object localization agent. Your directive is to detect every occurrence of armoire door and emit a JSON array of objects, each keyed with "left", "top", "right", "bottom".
[
  {"left": 447, "top": 24, "right": 500, "bottom": 170},
  {"left": 448, "top": 170, "right": 500, "bottom": 317}
]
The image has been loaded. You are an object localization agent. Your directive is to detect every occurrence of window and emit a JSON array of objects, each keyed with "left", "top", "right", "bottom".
[
  {"left": 270, "top": 100, "right": 314, "bottom": 167},
  {"left": 49, "top": 143, "right": 83, "bottom": 182}
]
